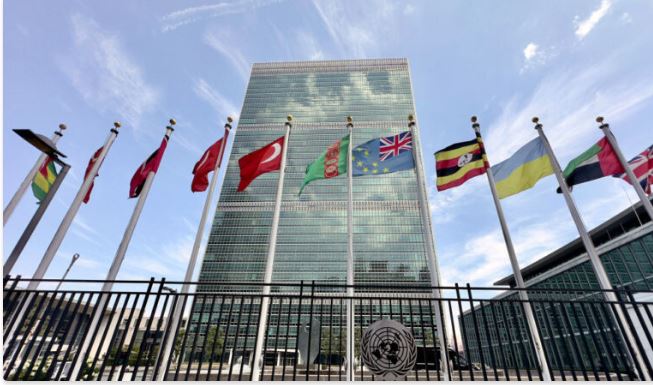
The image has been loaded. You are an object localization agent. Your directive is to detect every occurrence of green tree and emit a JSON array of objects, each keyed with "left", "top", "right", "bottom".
[{"left": 202, "top": 325, "right": 225, "bottom": 361}]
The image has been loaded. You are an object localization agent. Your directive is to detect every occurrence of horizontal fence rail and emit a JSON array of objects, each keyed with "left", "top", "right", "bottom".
[{"left": 3, "top": 276, "right": 653, "bottom": 381}]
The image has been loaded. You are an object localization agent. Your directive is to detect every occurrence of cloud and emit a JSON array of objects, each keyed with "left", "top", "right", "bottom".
[
  {"left": 575, "top": 0, "right": 612, "bottom": 40},
  {"left": 523, "top": 43, "right": 538, "bottom": 61},
  {"left": 194, "top": 78, "right": 240, "bottom": 119},
  {"left": 296, "top": 31, "right": 325, "bottom": 60},
  {"left": 60, "top": 14, "right": 159, "bottom": 132},
  {"left": 485, "top": 58, "right": 653, "bottom": 163},
  {"left": 403, "top": 4, "right": 416, "bottom": 15},
  {"left": 161, "top": 0, "right": 283, "bottom": 32},
  {"left": 312, "top": 0, "right": 398, "bottom": 58},
  {"left": 620, "top": 12, "right": 632, "bottom": 24},
  {"left": 204, "top": 30, "right": 251, "bottom": 81},
  {"left": 439, "top": 210, "right": 571, "bottom": 287}
]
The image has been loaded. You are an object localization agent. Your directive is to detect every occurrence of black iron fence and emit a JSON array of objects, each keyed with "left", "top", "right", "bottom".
[{"left": 2, "top": 276, "right": 653, "bottom": 381}]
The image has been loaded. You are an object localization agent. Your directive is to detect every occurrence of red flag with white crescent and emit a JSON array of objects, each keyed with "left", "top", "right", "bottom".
[
  {"left": 83, "top": 146, "right": 104, "bottom": 204},
  {"left": 191, "top": 137, "right": 225, "bottom": 192},
  {"left": 237, "top": 136, "right": 285, "bottom": 191}
]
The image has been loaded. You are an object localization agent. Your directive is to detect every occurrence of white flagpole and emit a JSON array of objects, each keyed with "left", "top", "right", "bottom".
[
  {"left": 346, "top": 116, "right": 355, "bottom": 381},
  {"left": 408, "top": 115, "right": 450, "bottom": 381},
  {"left": 27, "top": 122, "right": 121, "bottom": 291},
  {"left": 2, "top": 123, "right": 120, "bottom": 361},
  {"left": 533, "top": 117, "right": 651, "bottom": 381},
  {"left": 596, "top": 116, "right": 653, "bottom": 219},
  {"left": 4, "top": 124, "right": 66, "bottom": 226},
  {"left": 252, "top": 115, "right": 292, "bottom": 381},
  {"left": 471, "top": 116, "right": 551, "bottom": 380},
  {"left": 69, "top": 119, "right": 175, "bottom": 381},
  {"left": 155, "top": 117, "right": 233, "bottom": 381}
]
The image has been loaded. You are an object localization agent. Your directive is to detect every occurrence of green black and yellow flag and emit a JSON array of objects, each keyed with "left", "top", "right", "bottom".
[
  {"left": 435, "top": 134, "right": 487, "bottom": 191},
  {"left": 32, "top": 157, "right": 58, "bottom": 202}
]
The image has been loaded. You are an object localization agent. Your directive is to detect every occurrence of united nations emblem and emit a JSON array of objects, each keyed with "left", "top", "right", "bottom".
[
  {"left": 361, "top": 319, "right": 417, "bottom": 380},
  {"left": 457, "top": 152, "right": 473, "bottom": 167}
]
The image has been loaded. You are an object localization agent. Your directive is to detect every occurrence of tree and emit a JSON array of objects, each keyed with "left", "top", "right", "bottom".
[{"left": 202, "top": 326, "right": 225, "bottom": 362}]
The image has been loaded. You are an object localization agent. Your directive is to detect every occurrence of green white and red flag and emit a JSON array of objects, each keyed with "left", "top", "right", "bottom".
[
  {"left": 299, "top": 134, "right": 350, "bottom": 195},
  {"left": 559, "top": 136, "right": 624, "bottom": 192}
]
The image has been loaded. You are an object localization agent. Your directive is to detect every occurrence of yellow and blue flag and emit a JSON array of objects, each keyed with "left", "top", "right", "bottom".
[
  {"left": 491, "top": 137, "right": 553, "bottom": 199},
  {"left": 352, "top": 131, "right": 415, "bottom": 177}
]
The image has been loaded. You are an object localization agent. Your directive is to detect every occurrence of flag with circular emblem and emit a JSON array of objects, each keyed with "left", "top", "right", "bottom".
[
  {"left": 31, "top": 157, "right": 59, "bottom": 203},
  {"left": 435, "top": 134, "right": 487, "bottom": 191},
  {"left": 299, "top": 134, "right": 349, "bottom": 195}
]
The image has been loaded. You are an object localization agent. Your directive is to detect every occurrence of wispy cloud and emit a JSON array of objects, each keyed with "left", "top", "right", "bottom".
[
  {"left": 194, "top": 78, "right": 240, "bottom": 119},
  {"left": 486, "top": 58, "right": 653, "bottom": 163},
  {"left": 204, "top": 30, "right": 251, "bottom": 81},
  {"left": 311, "top": 0, "right": 398, "bottom": 58},
  {"left": 60, "top": 14, "right": 159, "bottom": 132},
  {"left": 161, "top": 0, "right": 283, "bottom": 32},
  {"left": 440, "top": 210, "right": 570, "bottom": 286},
  {"left": 296, "top": 31, "right": 325, "bottom": 61},
  {"left": 575, "top": 0, "right": 612, "bottom": 40}
]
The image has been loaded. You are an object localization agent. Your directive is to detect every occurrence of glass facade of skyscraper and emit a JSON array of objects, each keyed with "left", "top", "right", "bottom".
[{"left": 197, "top": 59, "right": 435, "bottom": 292}]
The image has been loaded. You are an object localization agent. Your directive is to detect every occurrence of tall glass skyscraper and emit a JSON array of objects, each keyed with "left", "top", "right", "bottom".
[{"left": 197, "top": 58, "right": 439, "bottom": 291}]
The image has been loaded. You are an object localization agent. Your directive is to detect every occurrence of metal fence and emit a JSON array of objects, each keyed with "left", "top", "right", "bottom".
[{"left": 3, "top": 276, "right": 653, "bottom": 381}]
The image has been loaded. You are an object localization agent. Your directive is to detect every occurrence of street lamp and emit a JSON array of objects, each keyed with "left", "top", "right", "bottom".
[
  {"left": 4, "top": 128, "right": 71, "bottom": 275},
  {"left": 54, "top": 253, "right": 80, "bottom": 291}
]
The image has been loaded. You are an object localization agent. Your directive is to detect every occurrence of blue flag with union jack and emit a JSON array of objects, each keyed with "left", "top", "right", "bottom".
[{"left": 352, "top": 131, "right": 415, "bottom": 177}]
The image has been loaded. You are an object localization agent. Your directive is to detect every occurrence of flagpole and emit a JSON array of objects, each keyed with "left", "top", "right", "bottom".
[
  {"left": 4, "top": 161, "right": 70, "bottom": 275},
  {"left": 471, "top": 116, "right": 551, "bottom": 381},
  {"left": 596, "top": 116, "right": 653, "bottom": 219},
  {"left": 252, "top": 115, "right": 292, "bottom": 381},
  {"left": 4, "top": 124, "right": 66, "bottom": 226},
  {"left": 408, "top": 115, "right": 450, "bottom": 381},
  {"left": 155, "top": 117, "right": 233, "bottom": 381},
  {"left": 533, "top": 117, "right": 651, "bottom": 380},
  {"left": 69, "top": 119, "right": 175, "bottom": 381},
  {"left": 345, "top": 116, "right": 355, "bottom": 381},
  {"left": 26, "top": 122, "right": 121, "bottom": 291}
]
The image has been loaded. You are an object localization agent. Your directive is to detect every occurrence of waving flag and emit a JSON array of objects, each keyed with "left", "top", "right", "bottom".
[
  {"left": 352, "top": 131, "right": 415, "bottom": 177},
  {"left": 83, "top": 146, "right": 104, "bottom": 204},
  {"left": 559, "top": 136, "right": 623, "bottom": 192},
  {"left": 192, "top": 137, "right": 226, "bottom": 192},
  {"left": 300, "top": 134, "right": 349, "bottom": 195},
  {"left": 614, "top": 144, "right": 653, "bottom": 194},
  {"left": 435, "top": 132, "right": 488, "bottom": 191},
  {"left": 32, "top": 157, "right": 58, "bottom": 202},
  {"left": 238, "top": 136, "right": 285, "bottom": 191},
  {"left": 130, "top": 135, "right": 169, "bottom": 198},
  {"left": 491, "top": 137, "right": 553, "bottom": 199}
]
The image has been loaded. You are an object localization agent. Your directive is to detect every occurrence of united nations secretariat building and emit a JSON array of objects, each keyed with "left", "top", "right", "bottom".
[
  {"left": 4, "top": 59, "right": 653, "bottom": 382},
  {"left": 189, "top": 59, "right": 446, "bottom": 380}
]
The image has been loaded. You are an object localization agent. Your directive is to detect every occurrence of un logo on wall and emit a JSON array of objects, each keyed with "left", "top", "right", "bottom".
[{"left": 361, "top": 319, "right": 417, "bottom": 380}]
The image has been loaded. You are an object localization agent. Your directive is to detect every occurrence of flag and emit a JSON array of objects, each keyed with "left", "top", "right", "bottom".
[
  {"left": 191, "top": 137, "right": 226, "bottom": 192},
  {"left": 352, "top": 131, "right": 415, "bottom": 177},
  {"left": 435, "top": 133, "right": 487, "bottom": 191},
  {"left": 614, "top": 144, "right": 653, "bottom": 194},
  {"left": 299, "top": 134, "right": 349, "bottom": 195},
  {"left": 491, "top": 137, "right": 553, "bottom": 199},
  {"left": 558, "top": 136, "right": 623, "bottom": 192},
  {"left": 129, "top": 135, "right": 169, "bottom": 198},
  {"left": 32, "top": 157, "right": 58, "bottom": 203},
  {"left": 83, "top": 146, "right": 104, "bottom": 204},
  {"left": 238, "top": 136, "right": 285, "bottom": 191}
]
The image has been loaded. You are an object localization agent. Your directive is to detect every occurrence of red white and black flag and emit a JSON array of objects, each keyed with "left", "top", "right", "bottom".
[
  {"left": 83, "top": 147, "right": 104, "bottom": 204},
  {"left": 238, "top": 136, "right": 285, "bottom": 191},
  {"left": 129, "top": 135, "right": 169, "bottom": 198}
]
